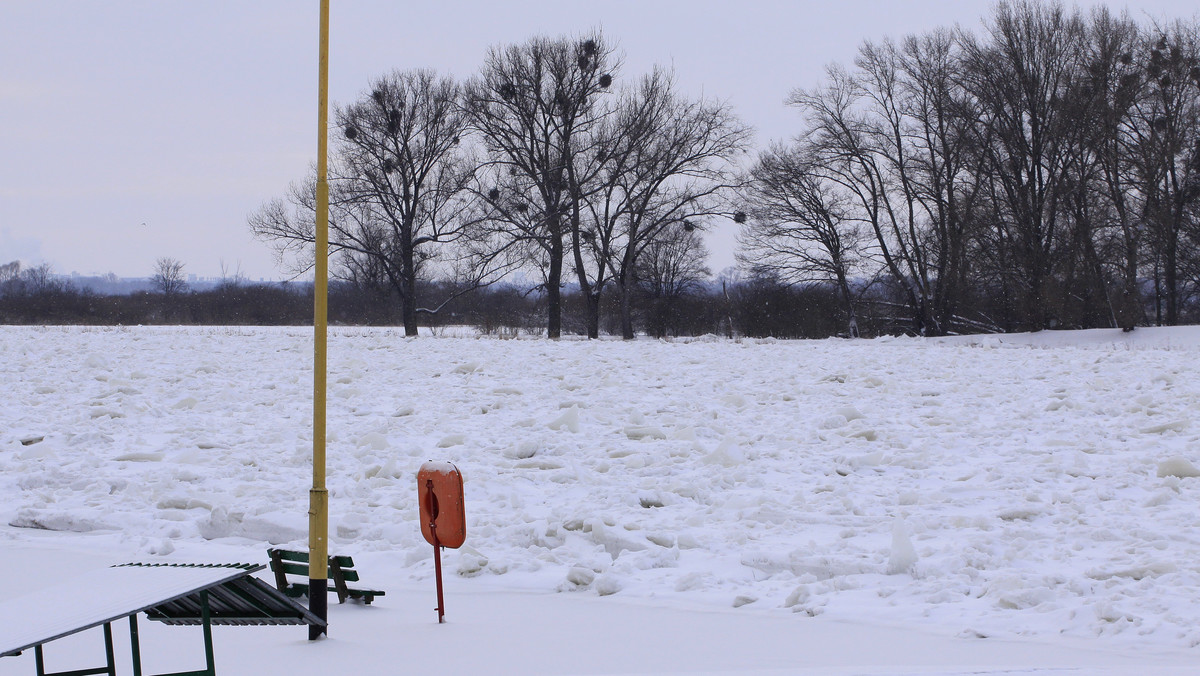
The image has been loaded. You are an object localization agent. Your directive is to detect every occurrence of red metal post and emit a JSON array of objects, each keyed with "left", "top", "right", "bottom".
[
  {"left": 432, "top": 528, "right": 445, "bottom": 624},
  {"left": 426, "top": 478, "right": 446, "bottom": 623}
]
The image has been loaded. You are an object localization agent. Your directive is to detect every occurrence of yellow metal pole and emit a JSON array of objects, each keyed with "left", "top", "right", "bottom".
[{"left": 309, "top": 0, "right": 330, "bottom": 641}]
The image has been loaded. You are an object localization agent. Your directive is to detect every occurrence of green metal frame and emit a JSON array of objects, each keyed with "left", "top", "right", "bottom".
[
  {"left": 32, "top": 592, "right": 216, "bottom": 676},
  {"left": 33, "top": 622, "right": 114, "bottom": 676}
]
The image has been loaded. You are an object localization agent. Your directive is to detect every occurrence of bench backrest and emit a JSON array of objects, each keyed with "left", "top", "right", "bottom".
[{"left": 268, "top": 549, "right": 361, "bottom": 583}]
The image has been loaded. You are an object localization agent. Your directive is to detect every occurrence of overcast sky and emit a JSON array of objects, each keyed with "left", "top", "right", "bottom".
[{"left": 2, "top": 1, "right": 1197, "bottom": 281}]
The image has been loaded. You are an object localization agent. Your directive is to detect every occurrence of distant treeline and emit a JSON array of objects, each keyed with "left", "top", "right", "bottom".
[
  {"left": 1, "top": 258, "right": 1193, "bottom": 338},
  {"left": 0, "top": 263, "right": 909, "bottom": 338},
  {"left": 3, "top": 263, "right": 1193, "bottom": 338}
]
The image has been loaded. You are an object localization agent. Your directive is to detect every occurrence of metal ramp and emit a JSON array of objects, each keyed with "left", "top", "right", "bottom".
[{"left": 0, "top": 563, "right": 326, "bottom": 676}]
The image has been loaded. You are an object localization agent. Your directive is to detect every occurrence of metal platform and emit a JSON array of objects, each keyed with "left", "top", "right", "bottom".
[{"left": 0, "top": 562, "right": 326, "bottom": 676}]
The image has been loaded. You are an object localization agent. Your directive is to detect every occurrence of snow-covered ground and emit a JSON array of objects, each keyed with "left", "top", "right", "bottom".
[{"left": 3, "top": 325, "right": 1200, "bottom": 674}]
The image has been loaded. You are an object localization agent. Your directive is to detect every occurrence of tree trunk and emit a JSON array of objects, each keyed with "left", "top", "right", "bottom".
[
  {"left": 1117, "top": 231, "right": 1139, "bottom": 331},
  {"left": 584, "top": 293, "right": 600, "bottom": 339},
  {"left": 547, "top": 221, "right": 563, "bottom": 339},
  {"left": 568, "top": 215, "right": 600, "bottom": 340},
  {"left": 401, "top": 245, "right": 419, "bottom": 337},
  {"left": 1165, "top": 233, "right": 1178, "bottom": 326},
  {"left": 835, "top": 270, "right": 858, "bottom": 338},
  {"left": 619, "top": 268, "right": 636, "bottom": 340},
  {"left": 403, "top": 302, "right": 417, "bottom": 336},
  {"left": 401, "top": 293, "right": 418, "bottom": 337}
]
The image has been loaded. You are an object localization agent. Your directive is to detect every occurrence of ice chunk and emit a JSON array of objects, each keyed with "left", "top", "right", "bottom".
[
  {"left": 836, "top": 406, "right": 865, "bottom": 421},
  {"left": 1157, "top": 457, "right": 1200, "bottom": 478},
  {"left": 819, "top": 415, "right": 848, "bottom": 430},
  {"left": 848, "top": 451, "right": 885, "bottom": 467},
  {"left": 887, "top": 517, "right": 918, "bottom": 575},
  {"left": 10, "top": 509, "right": 114, "bottom": 533},
  {"left": 548, "top": 406, "right": 580, "bottom": 433},
  {"left": 514, "top": 458, "right": 564, "bottom": 470},
  {"left": 114, "top": 451, "right": 164, "bottom": 462},
  {"left": 1095, "top": 602, "right": 1135, "bottom": 623},
  {"left": 1142, "top": 420, "right": 1188, "bottom": 434},
  {"left": 589, "top": 520, "right": 647, "bottom": 558},
  {"left": 671, "top": 572, "right": 706, "bottom": 591},
  {"left": 638, "top": 492, "right": 665, "bottom": 509},
  {"left": 996, "top": 586, "right": 1054, "bottom": 610},
  {"left": 566, "top": 567, "right": 595, "bottom": 587},
  {"left": 198, "top": 506, "right": 242, "bottom": 540},
  {"left": 594, "top": 573, "right": 623, "bottom": 596},
  {"left": 703, "top": 438, "right": 744, "bottom": 467},
  {"left": 437, "top": 434, "right": 466, "bottom": 448},
  {"left": 998, "top": 506, "right": 1044, "bottom": 521},
  {"left": 670, "top": 427, "right": 697, "bottom": 441},
  {"left": 646, "top": 532, "right": 675, "bottom": 548},
  {"left": 362, "top": 458, "right": 404, "bottom": 480},
  {"left": 236, "top": 513, "right": 300, "bottom": 549},
  {"left": 356, "top": 432, "right": 389, "bottom": 450},
  {"left": 722, "top": 394, "right": 747, "bottom": 409},
  {"left": 1087, "top": 562, "right": 1178, "bottom": 580},
  {"left": 624, "top": 425, "right": 667, "bottom": 440},
  {"left": 505, "top": 440, "right": 539, "bottom": 459},
  {"left": 783, "top": 585, "right": 810, "bottom": 608},
  {"left": 405, "top": 547, "right": 432, "bottom": 566},
  {"left": 457, "top": 545, "right": 489, "bottom": 577},
  {"left": 783, "top": 585, "right": 823, "bottom": 615}
]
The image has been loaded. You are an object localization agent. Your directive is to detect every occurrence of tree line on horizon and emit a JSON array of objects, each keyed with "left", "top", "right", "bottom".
[
  {"left": 0, "top": 257, "right": 904, "bottom": 339},
  {"left": 6, "top": 1, "right": 1200, "bottom": 338}
]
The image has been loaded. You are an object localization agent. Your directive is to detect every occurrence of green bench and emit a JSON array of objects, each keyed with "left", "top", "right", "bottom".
[{"left": 267, "top": 548, "right": 385, "bottom": 605}]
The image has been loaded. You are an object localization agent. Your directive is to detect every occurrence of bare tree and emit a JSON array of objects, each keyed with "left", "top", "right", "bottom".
[
  {"left": 637, "top": 226, "right": 711, "bottom": 338},
  {"left": 589, "top": 69, "right": 751, "bottom": 339},
  {"left": 152, "top": 257, "right": 187, "bottom": 296},
  {"left": 1077, "top": 8, "right": 1146, "bottom": 330},
  {"left": 0, "top": 260, "right": 19, "bottom": 294},
  {"left": 251, "top": 69, "right": 500, "bottom": 336},
  {"left": 960, "top": 1, "right": 1091, "bottom": 330},
  {"left": 739, "top": 143, "right": 869, "bottom": 336},
  {"left": 1125, "top": 20, "right": 1200, "bottom": 325},
  {"left": 465, "top": 33, "right": 617, "bottom": 338},
  {"left": 896, "top": 29, "right": 987, "bottom": 332}
]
